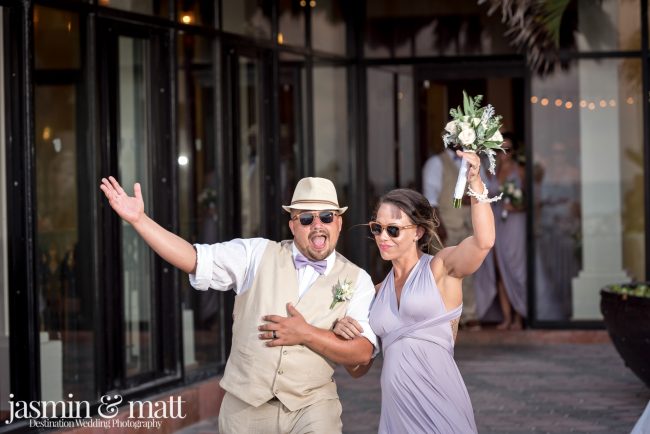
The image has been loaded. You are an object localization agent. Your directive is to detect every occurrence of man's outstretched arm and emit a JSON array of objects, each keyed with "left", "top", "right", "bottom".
[
  {"left": 259, "top": 303, "right": 373, "bottom": 366},
  {"left": 100, "top": 177, "right": 197, "bottom": 274}
]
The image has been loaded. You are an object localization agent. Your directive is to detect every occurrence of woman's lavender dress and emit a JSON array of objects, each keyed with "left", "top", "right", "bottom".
[{"left": 369, "top": 254, "right": 477, "bottom": 434}]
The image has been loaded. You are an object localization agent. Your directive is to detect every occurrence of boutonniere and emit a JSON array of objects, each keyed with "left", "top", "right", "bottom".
[{"left": 330, "top": 278, "right": 354, "bottom": 309}]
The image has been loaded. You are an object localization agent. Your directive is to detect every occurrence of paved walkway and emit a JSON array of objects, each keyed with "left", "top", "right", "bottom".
[{"left": 177, "top": 330, "right": 650, "bottom": 434}]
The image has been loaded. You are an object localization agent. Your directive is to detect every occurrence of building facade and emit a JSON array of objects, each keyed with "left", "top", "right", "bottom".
[{"left": 0, "top": 0, "right": 647, "bottom": 430}]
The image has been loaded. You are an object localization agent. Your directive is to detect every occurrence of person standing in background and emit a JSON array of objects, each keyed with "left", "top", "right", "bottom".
[
  {"left": 422, "top": 147, "right": 481, "bottom": 331},
  {"left": 474, "top": 133, "right": 527, "bottom": 329}
]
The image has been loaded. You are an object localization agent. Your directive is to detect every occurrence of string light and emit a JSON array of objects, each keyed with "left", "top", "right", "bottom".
[
  {"left": 277, "top": 32, "right": 284, "bottom": 44},
  {"left": 532, "top": 96, "right": 630, "bottom": 111},
  {"left": 181, "top": 14, "right": 192, "bottom": 24}
]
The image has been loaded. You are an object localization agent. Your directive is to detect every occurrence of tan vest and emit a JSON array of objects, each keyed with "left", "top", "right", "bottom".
[
  {"left": 219, "top": 241, "right": 363, "bottom": 411},
  {"left": 439, "top": 151, "right": 471, "bottom": 231}
]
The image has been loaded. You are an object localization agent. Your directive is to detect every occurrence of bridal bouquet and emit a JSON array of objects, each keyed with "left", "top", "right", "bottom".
[
  {"left": 442, "top": 91, "right": 505, "bottom": 208},
  {"left": 499, "top": 180, "right": 523, "bottom": 220}
]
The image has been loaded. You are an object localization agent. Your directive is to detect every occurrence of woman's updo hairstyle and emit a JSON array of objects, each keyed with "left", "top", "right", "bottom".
[{"left": 373, "top": 189, "right": 444, "bottom": 254}]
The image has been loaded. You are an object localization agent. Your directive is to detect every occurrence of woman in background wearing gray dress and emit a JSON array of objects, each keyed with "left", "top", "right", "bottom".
[
  {"left": 333, "top": 150, "right": 495, "bottom": 434},
  {"left": 474, "top": 133, "right": 527, "bottom": 330}
]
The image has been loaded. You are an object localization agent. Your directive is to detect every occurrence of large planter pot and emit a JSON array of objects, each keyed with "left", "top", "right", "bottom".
[{"left": 600, "top": 287, "right": 650, "bottom": 388}]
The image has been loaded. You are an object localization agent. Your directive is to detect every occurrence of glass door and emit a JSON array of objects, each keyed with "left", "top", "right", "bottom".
[
  {"left": 117, "top": 35, "right": 155, "bottom": 378},
  {"left": 278, "top": 52, "right": 307, "bottom": 240},
  {"left": 415, "top": 63, "right": 526, "bottom": 325},
  {"left": 225, "top": 46, "right": 269, "bottom": 238},
  {"left": 98, "top": 20, "right": 175, "bottom": 390},
  {"left": 32, "top": 5, "right": 95, "bottom": 402}
]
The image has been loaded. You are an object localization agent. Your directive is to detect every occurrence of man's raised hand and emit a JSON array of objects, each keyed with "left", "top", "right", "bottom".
[{"left": 100, "top": 176, "right": 145, "bottom": 225}]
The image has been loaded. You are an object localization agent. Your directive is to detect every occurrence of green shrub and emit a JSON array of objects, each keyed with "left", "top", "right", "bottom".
[{"left": 606, "top": 283, "right": 650, "bottom": 298}]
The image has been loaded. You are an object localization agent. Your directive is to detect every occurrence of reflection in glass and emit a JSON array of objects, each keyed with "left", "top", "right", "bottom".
[
  {"left": 278, "top": 53, "right": 307, "bottom": 240},
  {"left": 177, "top": 0, "right": 215, "bottom": 27},
  {"left": 278, "top": 0, "right": 306, "bottom": 46},
  {"left": 366, "top": 68, "right": 395, "bottom": 281},
  {"left": 531, "top": 58, "right": 643, "bottom": 321},
  {"left": 576, "top": 0, "right": 640, "bottom": 51},
  {"left": 367, "top": 68, "right": 395, "bottom": 196},
  {"left": 34, "top": 8, "right": 94, "bottom": 403},
  {"left": 98, "top": 0, "right": 168, "bottom": 18},
  {"left": 364, "top": 2, "right": 514, "bottom": 58},
  {"left": 0, "top": 7, "right": 9, "bottom": 423},
  {"left": 177, "top": 32, "right": 224, "bottom": 370},
  {"left": 311, "top": 0, "right": 347, "bottom": 55},
  {"left": 313, "top": 65, "right": 349, "bottom": 248},
  {"left": 239, "top": 57, "right": 262, "bottom": 237},
  {"left": 118, "top": 37, "right": 154, "bottom": 376},
  {"left": 34, "top": 6, "right": 80, "bottom": 70},
  {"left": 222, "top": 0, "right": 271, "bottom": 39},
  {"left": 365, "top": 66, "right": 416, "bottom": 281},
  {"left": 397, "top": 71, "right": 415, "bottom": 188}
]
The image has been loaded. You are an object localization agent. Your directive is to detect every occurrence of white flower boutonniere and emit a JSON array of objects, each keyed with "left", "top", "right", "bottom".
[{"left": 330, "top": 278, "right": 354, "bottom": 309}]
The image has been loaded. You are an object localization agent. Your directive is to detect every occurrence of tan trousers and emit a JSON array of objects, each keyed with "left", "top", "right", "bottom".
[
  {"left": 218, "top": 392, "right": 343, "bottom": 434},
  {"left": 446, "top": 227, "right": 478, "bottom": 323}
]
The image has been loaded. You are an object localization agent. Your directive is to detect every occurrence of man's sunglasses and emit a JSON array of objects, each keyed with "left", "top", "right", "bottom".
[
  {"left": 292, "top": 211, "right": 337, "bottom": 226},
  {"left": 369, "top": 221, "right": 417, "bottom": 238}
]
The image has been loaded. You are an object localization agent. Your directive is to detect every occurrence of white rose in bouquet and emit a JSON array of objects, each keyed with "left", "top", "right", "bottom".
[
  {"left": 444, "top": 120, "right": 458, "bottom": 133},
  {"left": 458, "top": 128, "right": 476, "bottom": 146}
]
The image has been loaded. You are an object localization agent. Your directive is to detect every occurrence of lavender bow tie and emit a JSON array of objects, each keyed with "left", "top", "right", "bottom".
[{"left": 294, "top": 254, "right": 327, "bottom": 275}]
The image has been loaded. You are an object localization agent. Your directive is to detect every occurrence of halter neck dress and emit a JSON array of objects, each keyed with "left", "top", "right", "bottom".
[{"left": 369, "top": 254, "right": 477, "bottom": 434}]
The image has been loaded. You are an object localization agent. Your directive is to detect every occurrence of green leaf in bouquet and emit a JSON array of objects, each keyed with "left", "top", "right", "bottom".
[
  {"left": 485, "top": 125, "right": 499, "bottom": 140},
  {"left": 463, "top": 91, "right": 471, "bottom": 115},
  {"left": 473, "top": 94, "right": 484, "bottom": 111}
]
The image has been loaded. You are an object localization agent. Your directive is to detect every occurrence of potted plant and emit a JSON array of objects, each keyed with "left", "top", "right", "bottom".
[{"left": 600, "top": 283, "right": 650, "bottom": 387}]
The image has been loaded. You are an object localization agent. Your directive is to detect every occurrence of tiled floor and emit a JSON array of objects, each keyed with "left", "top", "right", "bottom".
[{"left": 177, "top": 330, "right": 650, "bottom": 434}]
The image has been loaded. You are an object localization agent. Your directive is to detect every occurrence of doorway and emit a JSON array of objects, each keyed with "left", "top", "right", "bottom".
[{"left": 416, "top": 62, "right": 527, "bottom": 325}]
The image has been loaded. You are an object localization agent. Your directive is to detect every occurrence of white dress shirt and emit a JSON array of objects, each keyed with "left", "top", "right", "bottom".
[{"left": 190, "top": 238, "right": 378, "bottom": 350}]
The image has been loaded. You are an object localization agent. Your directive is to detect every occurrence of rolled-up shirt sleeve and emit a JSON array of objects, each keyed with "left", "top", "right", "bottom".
[
  {"left": 189, "top": 238, "right": 268, "bottom": 294},
  {"left": 346, "top": 269, "right": 379, "bottom": 356}
]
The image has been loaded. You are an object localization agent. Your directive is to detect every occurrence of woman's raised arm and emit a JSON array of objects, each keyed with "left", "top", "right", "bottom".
[{"left": 440, "top": 151, "right": 496, "bottom": 278}]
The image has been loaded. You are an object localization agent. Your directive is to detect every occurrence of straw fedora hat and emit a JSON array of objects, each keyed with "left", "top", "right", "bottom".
[{"left": 282, "top": 177, "right": 348, "bottom": 214}]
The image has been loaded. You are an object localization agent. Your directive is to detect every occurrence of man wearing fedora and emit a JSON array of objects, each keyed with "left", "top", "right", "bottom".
[{"left": 100, "top": 176, "right": 377, "bottom": 433}]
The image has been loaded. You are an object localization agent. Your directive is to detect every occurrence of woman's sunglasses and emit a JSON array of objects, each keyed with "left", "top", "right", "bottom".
[
  {"left": 368, "top": 221, "right": 417, "bottom": 238},
  {"left": 292, "top": 211, "right": 337, "bottom": 226}
]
